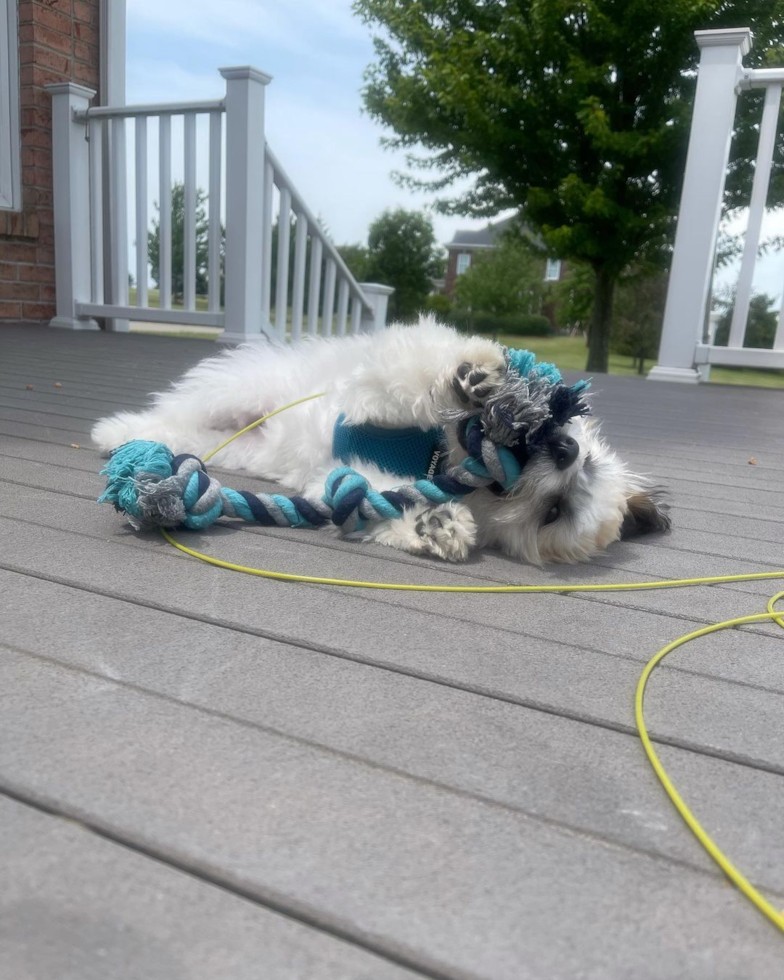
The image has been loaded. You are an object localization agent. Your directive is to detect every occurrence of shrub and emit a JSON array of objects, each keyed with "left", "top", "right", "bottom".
[
  {"left": 448, "top": 310, "right": 551, "bottom": 337},
  {"left": 423, "top": 293, "right": 453, "bottom": 319}
]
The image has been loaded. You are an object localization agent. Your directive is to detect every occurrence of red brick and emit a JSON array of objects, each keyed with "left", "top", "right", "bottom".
[
  {"left": 37, "top": 226, "right": 55, "bottom": 245},
  {"left": 40, "top": 284, "right": 56, "bottom": 302},
  {"left": 74, "top": 39, "right": 96, "bottom": 63},
  {"left": 21, "top": 128, "right": 53, "bottom": 150},
  {"left": 0, "top": 243, "right": 36, "bottom": 262},
  {"left": 42, "top": 0, "right": 74, "bottom": 15},
  {"left": 21, "top": 105, "right": 52, "bottom": 129},
  {"left": 18, "top": 44, "right": 35, "bottom": 66},
  {"left": 22, "top": 164, "right": 52, "bottom": 187},
  {"left": 31, "top": 148, "right": 52, "bottom": 169},
  {"left": 24, "top": 213, "right": 40, "bottom": 238},
  {"left": 21, "top": 5, "right": 73, "bottom": 36},
  {"left": 0, "top": 281, "right": 40, "bottom": 300},
  {"left": 18, "top": 263, "right": 55, "bottom": 283},
  {"left": 21, "top": 301, "right": 56, "bottom": 320},
  {"left": 36, "top": 246, "right": 55, "bottom": 264},
  {"left": 0, "top": 301, "right": 23, "bottom": 319},
  {"left": 23, "top": 186, "right": 52, "bottom": 208},
  {"left": 73, "top": 0, "right": 94, "bottom": 23},
  {"left": 33, "top": 23, "right": 75, "bottom": 56},
  {"left": 32, "top": 46, "right": 71, "bottom": 74},
  {"left": 73, "top": 21, "right": 97, "bottom": 45},
  {"left": 0, "top": 263, "right": 19, "bottom": 281},
  {"left": 3, "top": 213, "right": 26, "bottom": 237},
  {"left": 73, "top": 61, "right": 98, "bottom": 86},
  {"left": 37, "top": 208, "right": 54, "bottom": 227}
]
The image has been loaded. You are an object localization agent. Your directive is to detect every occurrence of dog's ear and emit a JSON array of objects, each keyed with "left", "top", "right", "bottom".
[{"left": 621, "top": 488, "right": 671, "bottom": 539}]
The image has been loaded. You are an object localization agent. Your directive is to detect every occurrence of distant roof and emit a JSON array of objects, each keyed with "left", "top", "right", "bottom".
[{"left": 446, "top": 215, "right": 519, "bottom": 249}]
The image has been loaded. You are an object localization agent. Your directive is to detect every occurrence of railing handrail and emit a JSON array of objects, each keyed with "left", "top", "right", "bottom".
[
  {"left": 740, "top": 67, "right": 784, "bottom": 89},
  {"left": 264, "top": 144, "right": 372, "bottom": 312},
  {"left": 78, "top": 99, "right": 225, "bottom": 119}
]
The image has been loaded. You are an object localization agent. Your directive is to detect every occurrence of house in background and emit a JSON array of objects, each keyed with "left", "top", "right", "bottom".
[{"left": 443, "top": 215, "right": 563, "bottom": 298}]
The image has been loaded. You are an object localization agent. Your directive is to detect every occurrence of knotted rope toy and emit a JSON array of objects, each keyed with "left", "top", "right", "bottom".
[{"left": 98, "top": 348, "right": 590, "bottom": 534}]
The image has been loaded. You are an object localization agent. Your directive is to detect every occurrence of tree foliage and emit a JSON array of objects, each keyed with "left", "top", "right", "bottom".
[
  {"left": 364, "top": 208, "right": 444, "bottom": 319},
  {"left": 355, "top": 0, "right": 784, "bottom": 370},
  {"left": 148, "top": 183, "right": 215, "bottom": 301},
  {"left": 611, "top": 272, "right": 668, "bottom": 374},
  {"left": 454, "top": 237, "right": 544, "bottom": 317},
  {"left": 714, "top": 293, "right": 778, "bottom": 349}
]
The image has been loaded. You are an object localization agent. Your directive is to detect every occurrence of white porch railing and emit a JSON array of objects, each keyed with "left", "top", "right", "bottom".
[
  {"left": 47, "top": 68, "right": 392, "bottom": 343},
  {"left": 651, "top": 28, "right": 784, "bottom": 382}
]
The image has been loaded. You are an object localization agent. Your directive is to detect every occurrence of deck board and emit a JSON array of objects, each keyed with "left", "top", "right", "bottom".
[{"left": 2, "top": 323, "right": 784, "bottom": 977}]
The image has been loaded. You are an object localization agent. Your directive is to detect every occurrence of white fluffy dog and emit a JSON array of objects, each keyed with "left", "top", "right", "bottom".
[{"left": 92, "top": 317, "right": 669, "bottom": 563}]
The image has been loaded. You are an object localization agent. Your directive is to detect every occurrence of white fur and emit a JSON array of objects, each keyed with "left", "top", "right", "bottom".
[{"left": 92, "top": 317, "right": 663, "bottom": 563}]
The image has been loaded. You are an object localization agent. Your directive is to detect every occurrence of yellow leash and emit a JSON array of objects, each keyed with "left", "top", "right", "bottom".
[{"left": 160, "top": 395, "right": 784, "bottom": 933}]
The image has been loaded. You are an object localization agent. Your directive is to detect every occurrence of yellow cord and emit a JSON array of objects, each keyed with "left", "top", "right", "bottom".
[{"left": 160, "top": 393, "right": 784, "bottom": 934}]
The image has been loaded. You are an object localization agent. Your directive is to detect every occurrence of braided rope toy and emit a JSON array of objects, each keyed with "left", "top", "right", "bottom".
[{"left": 99, "top": 348, "right": 590, "bottom": 534}]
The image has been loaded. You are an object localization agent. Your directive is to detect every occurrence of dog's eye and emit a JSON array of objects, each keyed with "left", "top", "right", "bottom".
[{"left": 543, "top": 502, "right": 561, "bottom": 526}]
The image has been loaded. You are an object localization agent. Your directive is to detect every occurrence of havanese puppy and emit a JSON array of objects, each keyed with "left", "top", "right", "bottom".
[{"left": 91, "top": 316, "right": 670, "bottom": 563}]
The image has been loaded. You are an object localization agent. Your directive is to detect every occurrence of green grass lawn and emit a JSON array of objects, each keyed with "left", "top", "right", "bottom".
[
  {"left": 496, "top": 334, "right": 784, "bottom": 389},
  {"left": 129, "top": 287, "right": 212, "bottom": 313},
  {"left": 123, "top": 293, "right": 784, "bottom": 389}
]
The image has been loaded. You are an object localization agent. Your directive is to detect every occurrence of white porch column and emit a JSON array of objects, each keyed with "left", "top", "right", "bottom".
[
  {"left": 47, "top": 83, "right": 100, "bottom": 330},
  {"left": 219, "top": 66, "right": 273, "bottom": 345},
  {"left": 358, "top": 283, "right": 394, "bottom": 332},
  {"left": 649, "top": 28, "right": 752, "bottom": 383}
]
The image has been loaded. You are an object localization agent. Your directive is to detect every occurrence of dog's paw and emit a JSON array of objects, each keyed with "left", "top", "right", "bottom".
[
  {"left": 450, "top": 358, "right": 507, "bottom": 408},
  {"left": 412, "top": 502, "right": 477, "bottom": 562}
]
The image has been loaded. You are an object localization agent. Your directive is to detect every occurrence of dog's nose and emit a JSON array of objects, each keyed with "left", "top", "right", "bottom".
[{"left": 548, "top": 434, "right": 579, "bottom": 470}]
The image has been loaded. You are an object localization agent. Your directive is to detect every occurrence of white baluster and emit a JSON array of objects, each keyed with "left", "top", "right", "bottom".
[
  {"left": 183, "top": 112, "right": 197, "bottom": 312},
  {"left": 109, "top": 114, "right": 129, "bottom": 328},
  {"left": 335, "top": 279, "right": 349, "bottom": 337},
  {"left": 134, "top": 115, "right": 148, "bottom": 307},
  {"left": 159, "top": 114, "right": 172, "bottom": 309},
  {"left": 290, "top": 212, "right": 308, "bottom": 342},
  {"left": 322, "top": 259, "right": 336, "bottom": 337},
  {"left": 729, "top": 83, "right": 782, "bottom": 347},
  {"left": 275, "top": 186, "right": 291, "bottom": 339},
  {"left": 88, "top": 116, "right": 104, "bottom": 305},
  {"left": 208, "top": 110, "right": 222, "bottom": 313},
  {"left": 350, "top": 295, "right": 362, "bottom": 334},
  {"left": 307, "top": 236, "right": 322, "bottom": 336},
  {"left": 261, "top": 160, "right": 274, "bottom": 330}
]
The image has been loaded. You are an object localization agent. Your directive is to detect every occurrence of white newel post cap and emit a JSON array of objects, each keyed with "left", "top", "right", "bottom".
[
  {"left": 694, "top": 27, "right": 752, "bottom": 53},
  {"left": 219, "top": 66, "right": 273, "bottom": 85},
  {"left": 45, "top": 82, "right": 97, "bottom": 99}
]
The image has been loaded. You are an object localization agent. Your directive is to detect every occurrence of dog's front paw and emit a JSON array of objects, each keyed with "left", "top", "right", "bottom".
[
  {"left": 451, "top": 358, "right": 506, "bottom": 408},
  {"left": 412, "top": 502, "right": 476, "bottom": 562}
]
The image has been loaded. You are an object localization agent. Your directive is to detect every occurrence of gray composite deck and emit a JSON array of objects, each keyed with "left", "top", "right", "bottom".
[{"left": 1, "top": 322, "right": 784, "bottom": 979}]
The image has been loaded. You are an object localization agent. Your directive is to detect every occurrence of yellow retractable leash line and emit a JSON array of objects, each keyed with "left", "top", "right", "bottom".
[{"left": 160, "top": 395, "right": 784, "bottom": 934}]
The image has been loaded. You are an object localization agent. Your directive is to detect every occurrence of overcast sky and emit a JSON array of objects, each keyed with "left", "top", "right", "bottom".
[{"left": 126, "top": 0, "right": 783, "bottom": 309}]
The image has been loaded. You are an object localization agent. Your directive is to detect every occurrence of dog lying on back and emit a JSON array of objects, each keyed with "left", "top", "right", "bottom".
[{"left": 92, "top": 317, "right": 669, "bottom": 563}]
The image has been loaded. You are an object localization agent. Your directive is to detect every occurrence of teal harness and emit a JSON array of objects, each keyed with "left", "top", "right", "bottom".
[{"left": 332, "top": 414, "right": 446, "bottom": 480}]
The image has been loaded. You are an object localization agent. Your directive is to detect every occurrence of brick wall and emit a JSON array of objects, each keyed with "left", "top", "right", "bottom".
[{"left": 0, "top": 0, "right": 100, "bottom": 324}]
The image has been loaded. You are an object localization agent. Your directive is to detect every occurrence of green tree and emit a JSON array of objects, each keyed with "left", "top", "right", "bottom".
[
  {"left": 149, "top": 183, "right": 217, "bottom": 302},
  {"left": 714, "top": 293, "right": 778, "bottom": 349},
  {"left": 355, "top": 0, "right": 784, "bottom": 372},
  {"left": 611, "top": 273, "right": 668, "bottom": 374},
  {"left": 337, "top": 243, "right": 371, "bottom": 283},
  {"left": 365, "top": 208, "right": 444, "bottom": 319},
  {"left": 454, "top": 237, "right": 544, "bottom": 317}
]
